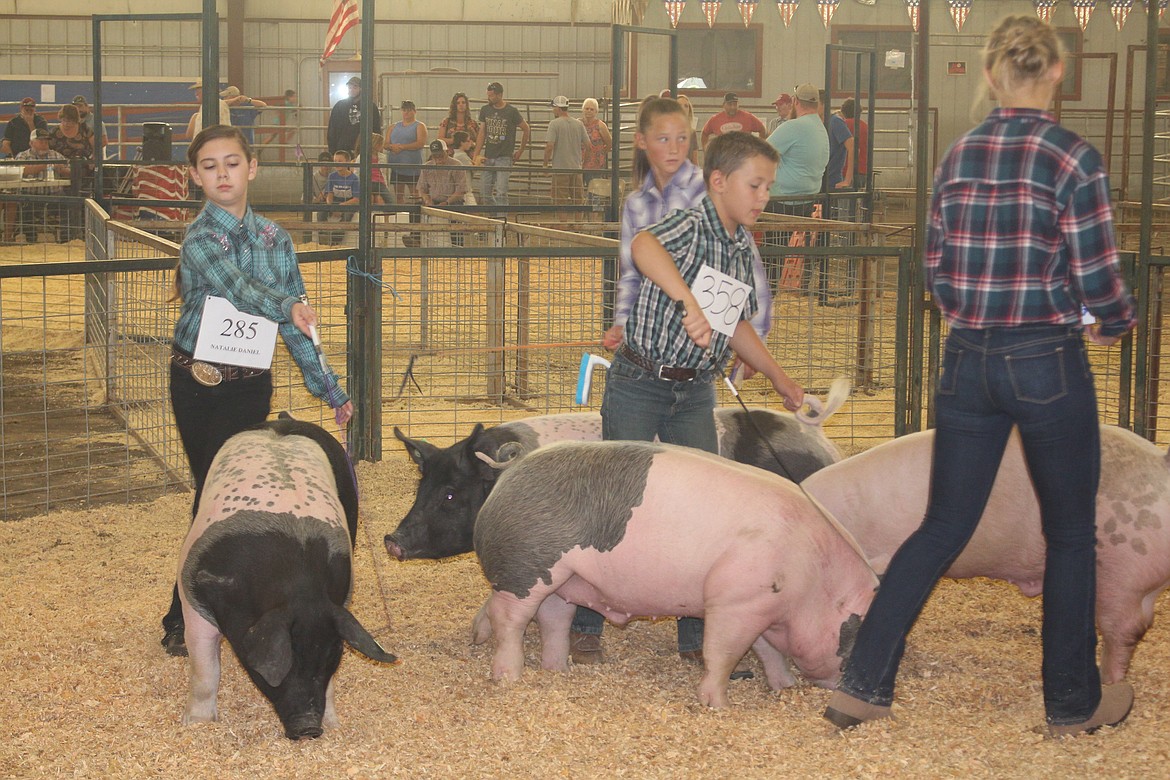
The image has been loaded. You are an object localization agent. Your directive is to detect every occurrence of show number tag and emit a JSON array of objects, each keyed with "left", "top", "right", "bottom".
[
  {"left": 194, "top": 295, "right": 278, "bottom": 369},
  {"left": 689, "top": 263, "right": 751, "bottom": 338}
]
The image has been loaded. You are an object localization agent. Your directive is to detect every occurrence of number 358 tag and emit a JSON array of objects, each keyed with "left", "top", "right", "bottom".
[
  {"left": 689, "top": 263, "right": 751, "bottom": 338},
  {"left": 194, "top": 295, "right": 279, "bottom": 369}
]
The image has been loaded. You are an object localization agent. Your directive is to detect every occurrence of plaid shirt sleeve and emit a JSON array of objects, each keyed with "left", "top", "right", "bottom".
[{"left": 1062, "top": 168, "right": 1136, "bottom": 337}]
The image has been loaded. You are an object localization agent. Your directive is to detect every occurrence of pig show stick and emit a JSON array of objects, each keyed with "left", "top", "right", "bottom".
[{"left": 674, "top": 300, "right": 802, "bottom": 483}]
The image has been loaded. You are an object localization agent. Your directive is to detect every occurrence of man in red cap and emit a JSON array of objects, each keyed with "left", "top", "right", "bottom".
[
  {"left": 2, "top": 97, "right": 47, "bottom": 158},
  {"left": 700, "top": 92, "right": 766, "bottom": 149},
  {"left": 767, "top": 93, "right": 793, "bottom": 135}
]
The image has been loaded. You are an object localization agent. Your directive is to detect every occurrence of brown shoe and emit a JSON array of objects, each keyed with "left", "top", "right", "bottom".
[
  {"left": 1047, "top": 682, "right": 1134, "bottom": 738},
  {"left": 824, "top": 689, "right": 893, "bottom": 730},
  {"left": 569, "top": 631, "right": 605, "bottom": 665}
]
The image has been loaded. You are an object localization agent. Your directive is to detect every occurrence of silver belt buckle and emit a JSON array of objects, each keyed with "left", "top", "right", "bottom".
[{"left": 190, "top": 361, "right": 223, "bottom": 387}]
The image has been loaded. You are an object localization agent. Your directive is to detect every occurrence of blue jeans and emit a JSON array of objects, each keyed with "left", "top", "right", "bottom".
[
  {"left": 570, "top": 350, "right": 717, "bottom": 653},
  {"left": 837, "top": 326, "right": 1102, "bottom": 724},
  {"left": 480, "top": 156, "right": 512, "bottom": 207}
]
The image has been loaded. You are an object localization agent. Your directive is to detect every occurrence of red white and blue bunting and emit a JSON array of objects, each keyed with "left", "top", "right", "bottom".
[
  {"left": 1111, "top": 0, "right": 1134, "bottom": 29},
  {"left": 947, "top": 0, "right": 972, "bottom": 32},
  {"left": 1033, "top": 0, "right": 1059, "bottom": 23},
  {"left": 702, "top": 0, "right": 721, "bottom": 26},
  {"left": 905, "top": 0, "right": 920, "bottom": 32},
  {"left": 817, "top": 0, "right": 840, "bottom": 28},
  {"left": 1145, "top": 0, "right": 1170, "bottom": 20},
  {"left": 738, "top": 0, "right": 760, "bottom": 26},
  {"left": 664, "top": 0, "right": 686, "bottom": 28},
  {"left": 777, "top": 0, "right": 799, "bottom": 27},
  {"left": 1071, "top": 0, "right": 1098, "bottom": 30}
]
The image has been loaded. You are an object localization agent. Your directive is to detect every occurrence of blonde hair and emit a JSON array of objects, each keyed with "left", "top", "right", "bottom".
[
  {"left": 582, "top": 97, "right": 599, "bottom": 112},
  {"left": 982, "top": 15, "right": 1064, "bottom": 96}
]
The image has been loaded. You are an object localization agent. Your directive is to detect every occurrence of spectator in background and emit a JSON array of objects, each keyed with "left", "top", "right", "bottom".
[
  {"left": 71, "top": 96, "right": 109, "bottom": 159},
  {"left": 436, "top": 92, "right": 479, "bottom": 149},
  {"left": 417, "top": 139, "right": 467, "bottom": 207},
  {"left": 820, "top": 89, "right": 853, "bottom": 191},
  {"left": 220, "top": 86, "right": 267, "bottom": 147},
  {"left": 386, "top": 100, "right": 428, "bottom": 206},
  {"left": 387, "top": 99, "right": 428, "bottom": 247},
  {"left": 701, "top": 92, "right": 766, "bottom": 149},
  {"left": 449, "top": 130, "right": 477, "bottom": 206},
  {"left": 185, "top": 82, "right": 231, "bottom": 140},
  {"left": 473, "top": 81, "right": 530, "bottom": 209},
  {"left": 327, "top": 76, "right": 382, "bottom": 155},
  {"left": 49, "top": 104, "right": 95, "bottom": 239},
  {"left": 839, "top": 98, "right": 869, "bottom": 188},
  {"left": 2, "top": 97, "right": 47, "bottom": 158},
  {"left": 580, "top": 97, "right": 611, "bottom": 186},
  {"left": 543, "top": 95, "right": 588, "bottom": 221},
  {"left": 318, "top": 149, "right": 360, "bottom": 245},
  {"left": 766, "top": 92, "right": 793, "bottom": 135},
  {"left": 12, "top": 128, "right": 67, "bottom": 243},
  {"left": 361, "top": 132, "right": 390, "bottom": 205}
]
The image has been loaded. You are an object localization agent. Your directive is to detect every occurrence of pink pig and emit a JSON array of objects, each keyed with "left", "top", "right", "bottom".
[
  {"left": 802, "top": 425, "right": 1170, "bottom": 684},
  {"left": 470, "top": 440, "right": 878, "bottom": 707}
]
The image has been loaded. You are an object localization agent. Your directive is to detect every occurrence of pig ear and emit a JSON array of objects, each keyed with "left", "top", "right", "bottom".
[
  {"left": 330, "top": 604, "right": 399, "bottom": 665},
  {"left": 241, "top": 609, "right": 294, "bottom": 687},
  {"left": 394, "top": 426, "right": 440, "bottom": 471}
]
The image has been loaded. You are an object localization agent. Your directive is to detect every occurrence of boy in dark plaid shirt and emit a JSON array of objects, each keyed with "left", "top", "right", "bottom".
[
  {"left": 600, "top": 133, "right": 804, "bottom": 662},
  {"left": 605, "top": 131, "right": 803, "bottom": 454}
]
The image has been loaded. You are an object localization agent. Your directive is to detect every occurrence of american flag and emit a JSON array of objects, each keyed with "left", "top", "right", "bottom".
[
  {"left": 1071, "top": 0, "right": 1098, "bottom": 30},
  {"left": 1110, "top": 0, "right": 1134, "bottom": 29},
  {"left": 818, "top": 0, "right": 839, "bottom": 28},
  {"left": 906, "top": 0, "right": 920, "bottom": 32},
  {"left": 738, "top": 0, "right": 760, "bottom": 26},
  {"left": 702, "top": 0, "right": 721, "bottom": 26},
  {"left": 776, "top": 0, "right": 799, "bottom": 28},
  {"left": 321, "top": 0, "right": 359, "bottom": 65},
  {"left": 1032, "top": 0, "right": 1059, "bottom": 23},
  {"left": 664, "top": 0, "right": 687, "bottom": 27},
  {"left": 947, "top": 0, "right": 972, "bottom": 33}
]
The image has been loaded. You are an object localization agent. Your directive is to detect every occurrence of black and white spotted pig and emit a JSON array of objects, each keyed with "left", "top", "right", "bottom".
[
  {"left": 471, "top": 440, "right": 879, "bottom": 707},
  {"left": 177, "top": 416, "right": 397, "bottom": 740},
  {"left": 385, "top": 377, "right": 849, "bottom": 561}
]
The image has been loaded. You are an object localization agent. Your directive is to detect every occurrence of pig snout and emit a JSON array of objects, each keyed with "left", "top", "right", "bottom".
[
  {"left": 384, "top": 534, "right": 406, "bottom": 561},
  {"left": 285, "top": 713, "right": 324, "bottom": 741}
]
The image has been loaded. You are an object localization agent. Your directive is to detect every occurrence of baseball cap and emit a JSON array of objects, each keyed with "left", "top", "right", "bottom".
[
  {"left": 550, "top": 95, "right": 569, "bottom": 109},
  {"left": 32, "top": 128, "right": 51, "bottom": 139},
  {"left": 20, "top": 97, "right": 36, "bottom": 107},
  {"left": 219, "top": 86, "right": 241, "bottom": 99},
  {"left": 71, "top": 95, "right": 88, "bottom": 105},
  {"left": 772, "top": 92, "right": 793, "bottom": 107},
  {"left": 347, "top": 76, "right": 361, "bottom": 86},
  {"left": 794, "top": 83, "right": 819, "bottom": 103},
  {"left": 723, "top": 92, "right": 739, "bottom": 103},
  {"left": 429, "top": 139, "right": 448, "bottom": 154},
  {"left": 487, "top": 81, "right": 503, "bottom": 93}
]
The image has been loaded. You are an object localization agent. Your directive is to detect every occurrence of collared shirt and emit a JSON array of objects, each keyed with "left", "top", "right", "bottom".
[
  {"left": 626, "top": 195, "right": 759, "bottom": 370},
  {"left": 173, "top": 201, "right": 349, "bottom": 407},
  {"left": 14, "top": 146, "right": 65, "bottom": 194},
  {"left": 417, "top": 157, "right": 468, "bottom": 202},
  {"left": 615, "top": 159, "right": 770, "bottom": 338},
  {"left": 926, "top": 108, "right": 1135, "bottom": 337}
]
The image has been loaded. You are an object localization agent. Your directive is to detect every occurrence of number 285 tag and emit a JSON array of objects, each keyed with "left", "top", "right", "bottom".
[
  {"left": 689, "top": 263, "right": 751, "bottom": 338},
  {"left": 194, "top": 295, "right": 279, "bottom": 369}
]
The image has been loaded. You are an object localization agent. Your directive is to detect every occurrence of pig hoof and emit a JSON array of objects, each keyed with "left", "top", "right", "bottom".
[{"left": 161, "top": 626, "right": 188, "bottom": 657}]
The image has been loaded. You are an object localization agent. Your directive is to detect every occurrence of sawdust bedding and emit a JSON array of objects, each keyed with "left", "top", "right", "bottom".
[{"left": 1, "top": 452, "right": 1167, "bottom": 779}]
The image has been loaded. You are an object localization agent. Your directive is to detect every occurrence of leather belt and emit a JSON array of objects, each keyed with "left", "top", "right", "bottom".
[
  {"left": 619, "top": 343, "right": 700, "bottom": 382},
  {"left": 171, "top": 346, "right": 269, "bottom": 387}
]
